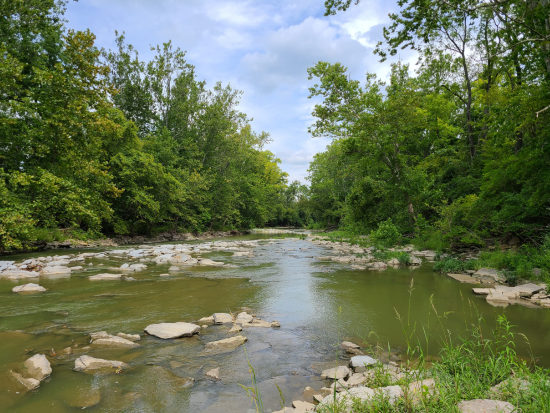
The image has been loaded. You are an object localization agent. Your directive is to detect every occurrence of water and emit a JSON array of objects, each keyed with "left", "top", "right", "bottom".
[{"left": 1, "top": 235, "right": 550, "bottom": 412}]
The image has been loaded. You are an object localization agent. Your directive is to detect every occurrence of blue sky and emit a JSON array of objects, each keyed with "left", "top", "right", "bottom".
[{"left": 65, "top": 0, "right": 413, "bottom": 183}]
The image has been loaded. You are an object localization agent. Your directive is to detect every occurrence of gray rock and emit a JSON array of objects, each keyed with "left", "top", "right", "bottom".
[
  {"left": 204, "top": 336, "right": 247, "bottom": 351},
  {"left": 350, "top": 355, "right": 379, "bottom": 372},
  {"left": 144, "top": 322, "right": 200, "bottom": 339},
  {"left": 74, "top": 355, "right": 128, "bottom": 372},
  {"left": 198, "top": 316, "right": 214, "bottom": 324},
  {"left": 91, "top": 335, "right": 139, "bottom": 348},
  {"left": 514, "top": 283, "right": 545, "bottom": 297},
  {"left": 457, "top": 399, "right": 516, "bottom": 413},
  {"left": 117, "top": 332, "right": 140, "bottom": 341},
  {"left": 474, "top": 268, "right": 504, "bottom": 283},
  {"left": 213, "top": 313, "right": 233, "bottom": 324},
  {"left": 41, "top": 266, "right": 71, "bottom": 275},
  {"left": 12, "top": 283, "right": 46, "bottom": 293},
  {"left": 340, "top": 341, "right": 360, "bottom": 350},
  {"left": 23, "top": 354, "right": 52, "bottom": 381},
  {"left": 228, "top": 324, "right": 242, "bottom": 333},
  {"left": 409, "top": 256, "right": 422, "bottom": 265},
  {"left": 320, "top": 365, "right": 350, "bottom": 380},
  {"left": 235, "top": 312, "right": 253, "bottom": 324},
  {"left": 292, "top": 400, "right": 315, "bottom": 412}
]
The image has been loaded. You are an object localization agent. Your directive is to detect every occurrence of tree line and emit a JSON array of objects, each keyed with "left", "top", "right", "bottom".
[
  {"left": 294, "top": 0, "right": 550, "bottom": 248},
  {"left": 0, "top": 0, "right": 299, "bottom": 252}
]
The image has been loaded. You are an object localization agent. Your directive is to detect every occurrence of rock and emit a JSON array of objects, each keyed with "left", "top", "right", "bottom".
[
  {"left": 204, "top": 336, "right": 247, "bottom": 351},
  {"left": 169, "top": 361, "right": 184, "bottom": 369},
  {"left": 198, "top": 316, "right": 214, "bottom": 324},
  {"left": 10, "top": 370, "right": 40, "bottom": 391},
  {"left": 66, "top": 388, "right": 101, "bottom": 408},
  {"left": 302, "top": 386, "right": 319, "bottom": 403},
  {"left": 340, "top": 341, "right": 360, "bottom": 350},
  {"left": 448, "top": 273, "right": 480, "bottom": 284},
  {"left": 201, "top": 325, "right": 208, "bottom": 329},
  {"left": 149, "top": 365, "right": 194, "bottom": 388},
  {"left": 144, "top": 322, "right": 200, "bottom": 339},
  {"left": 409, "top": 256, "right": 422, "bottom": 266},
  {"left": 90, "top": 331, "right": 111, "bottom": 340},
  {"left": 74, "top": 355, "right": 128, "bottom": 372},
  {"left": 474, "top": 268, "right": 504, "bottom": 283},
  {"left": 23, "top": 354, "right": 52, "bottom": 381},
  {"left": 407, "top": 379, "right": 436, "bottom": 404},
  {"left": 320, "top": 366, "right": 350, "bottom": 380},
  {"left": 41, "top": 266, "right": 71, "bottom": 275},
  {"left": 91, "top": 335, "right": 139, "bottom": 348},
  {"left": 346, "top": 348, "right": 364, "bottom": 356},
  {"left": 242, "top": 319, "right": 272, "bottom": 328},
  {"left": 117, "top": 333, "right": 140, "bottom": 341},
  {"left": 387, "top": 258, "right": 400, "bottom": 265},
  {"left": 292, "top": 400, "right": 315, "bottom": 412},
  {"left": 1, "top": 270, "right": 40, "bottom": 279},
  {"left": 228, "top": 325, "right": 242, "bottom": 333},
  {"left": 235, "top": 312, "right": 253, "bottom": 324},
  {"left": 489, "top": 378, "right": 530, "bottom": 397},
  {"left": 271, "top": 321, "right": 281, "bottom": 328},
  {"left": 197, "top": 258, "right": 224, "bottom": 267},
  {"left": 514, "top": 283, "right": 545, "bottom": 297},
  {"left": 350, "top": 355, "right": 379, "bottom": 372},
  {"left": 346, "top": 373, "right": 367, "bottom": 387},
  {"left": 351, "top": 265, "right": 367, "bottom": 270},
  {"left": 12, "top": 283, "right": 47, "bottom": 293},
  {"left": 89, "top": 273, "right": 122, "bottom": 280},
  {"left": 472, "top": 288, "right": 492, "bottom": 295},
  {"left": 457, "top": 399, "right": 516, "bottom": 413},
  {"left": 69, "top": 266, "right": 83, "bottom": 271},
  {"left": 213, "top": 313, "right": 233, "bottom": 324},
  {"left": 206, "top": 367, "right": 220, "bottom": 380},
  {"left": 168, "top": 266, "right": 180, "bottom": 272},
  {"left": 61, "top": 347, "right": 72, "bottom": 356}
]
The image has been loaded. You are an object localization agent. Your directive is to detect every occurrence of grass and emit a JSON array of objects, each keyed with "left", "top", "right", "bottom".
[
  {"left": 371, "top": 250, "right": 412, "bottom": 265},
  {"left": 316, "top": 281, "right": 550, "bottom": 413}
]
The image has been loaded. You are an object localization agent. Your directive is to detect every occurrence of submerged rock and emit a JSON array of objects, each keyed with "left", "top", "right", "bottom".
[
  {"left": 148, "top": 365, "right": 194, "bottom": 388},
  {"left": 10, "top": 370, "right": 40, "bottom": 391},
  {"left": 74, "top": 355, "right": 128, "bottom": 372},
  {"left": 91, "top": 335, "right": 139, "bottom": 348},
  {"left": 144, "top": 322, "right": 200, "bottom": 339},
  {"left": 117, "top": 332, "right": 140, "bottom": 341},
  {"left": 206, "top": 367, "right": 220, "bottom": 380},
  {"left": 12, "top": 283, "right": 47, "bottom": 293}
]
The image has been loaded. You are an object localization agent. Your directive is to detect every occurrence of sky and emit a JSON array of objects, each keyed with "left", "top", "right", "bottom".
[{"left": 65, "top": 0, "right": 413, "bottom": 183}]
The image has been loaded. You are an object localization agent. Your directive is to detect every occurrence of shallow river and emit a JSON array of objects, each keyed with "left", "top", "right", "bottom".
[{"left": 1, "top": 234, "right": 550, "bottom": 412}]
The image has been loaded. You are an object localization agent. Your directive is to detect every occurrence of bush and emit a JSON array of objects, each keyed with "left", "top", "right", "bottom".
[
  {"left": 433, "top": 258, "right": 476, "bottom": 273},
  {"left": 370, "top": 219, "right": 401, "bottom": 249}
]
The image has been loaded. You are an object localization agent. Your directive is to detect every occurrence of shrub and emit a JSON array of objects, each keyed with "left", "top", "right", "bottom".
[{"left": 370, "top": 219, "right": 401, "bottom": 249}]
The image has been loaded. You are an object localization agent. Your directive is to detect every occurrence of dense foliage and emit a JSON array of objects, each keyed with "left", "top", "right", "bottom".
[
  {"left": 303, "top": 0, "right": 550, "bottom": 249},
  {"left": 0, "top": 0, "right": 290, "bottom": 252}
]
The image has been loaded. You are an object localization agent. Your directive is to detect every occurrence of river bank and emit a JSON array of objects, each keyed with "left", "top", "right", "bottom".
[{"left": 1, "top": 232, "right": 549, "bottom": 412}]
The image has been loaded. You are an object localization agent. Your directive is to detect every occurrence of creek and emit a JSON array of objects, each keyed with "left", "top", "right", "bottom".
[{"left": 1, "top": 233, "right": 550, "bottom": 412}]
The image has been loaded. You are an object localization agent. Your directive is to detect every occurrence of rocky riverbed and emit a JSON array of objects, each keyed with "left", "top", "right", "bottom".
[{"left": 0, "top": 232, "right": 548, "bottom": 412}]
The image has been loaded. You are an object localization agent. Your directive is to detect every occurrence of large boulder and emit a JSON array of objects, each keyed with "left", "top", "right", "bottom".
[
  {"left": 12, "top": 283, "right": 47, "bottom": 293},
  {"left": 144, "top": 322, "right": 200, "bottom": 339},
  {"left": 23, "top": 354, "right": 52, "bottom": 381},
  {"left": 74, "top": 355, "right": 128, "bottom": 372}
]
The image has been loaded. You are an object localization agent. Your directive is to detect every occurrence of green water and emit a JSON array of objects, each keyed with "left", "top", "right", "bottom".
[{"left": 1, "top": 235, "right": 550, "bottom": 412}]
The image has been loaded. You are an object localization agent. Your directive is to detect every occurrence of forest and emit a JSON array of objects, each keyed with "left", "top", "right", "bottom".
[
  {"left": 2, "top": 0, "right": 550, "bottom": 254},
  {"left": 298, "top": 0, "right": 550, "bottom": 251},
  {"left": 0, "top": 0, "right": 297, "bottom": 252}
]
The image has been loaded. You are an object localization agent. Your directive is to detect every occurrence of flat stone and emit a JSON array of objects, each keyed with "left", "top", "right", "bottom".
[
  {"left": 42, "top": 266, "right": 71, "bottom": 275},
  {"left": 90, "top": 331, "right": 111, "bottom": 340},
  {"left": 350, "top": 355, "right": 379, "bottom": 372},
  {"left": 213, "top": 313, "right": 233, "bottom": 324},
  {"left": 12, "top": 283, "right": 46, "bottom": 293},
  {"left": 144, "top": 322, "right": 200, "bottom": 339},
  {"left": 448, "top": 273, "right": 480, "bottom": 284},
  {"left": 204, "top": 336, "right": 247, "bottom": 351},
  {"left": 148, "top": 365, "right": 194, "bottom": 388},
  {"left": 1, "top": 270, "right": 40, "bottom": 279},
  {"left": 117, "top": 332, "right": 140, "bottom": 341},
  {"left": 472, "top": 288, "right": 492, "bottom": 295},
  {"left": 340, "top": 341, "right": 360, "bottom": 350},
  {"left": 206, "top": 367, "right": 220, "bottom": 380},
  {"left": 292, "top": 400, "right": 315, "bottom": 412},
  {"left": 74, "top": 355, "right": 128, "bottom": 372},
  {"left": 91, "top": 336, "right": 139, "bottom": 348},
  {"left": 302, "top": 386, "right": 320, "bottom": 403},
  {"left": 457, "top": 399, "right": 516, "bottom": 413},
  {"left": 474, "top": 268, "right": 503, "bottom": 283},
  {"left": 89, "top": 273, "right": 122, "bottom": 280},
  {"left": 513, "top": 283, "right": 545, "bottom": 297},
  {"left": 320, "top": 365, "right": 350, "bottom": 380},
  {"left": 23, "top": 354, "right": 52, "bottom": 381},
  {"left": 346, "top": 373, "right": 367, "bottom": 387},
  {"left": 242, "top": 319, "right": 272, "bottom": 328},
  {"left": 198, "top": 316, "right": 214, "bottom": 324}
]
